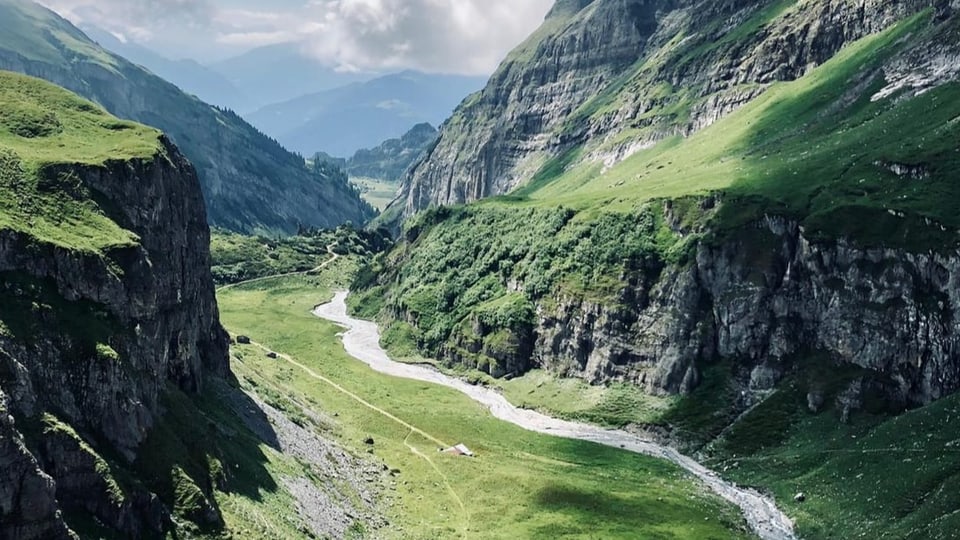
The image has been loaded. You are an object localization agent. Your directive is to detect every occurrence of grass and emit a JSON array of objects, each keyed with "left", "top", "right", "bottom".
[
  {"left": 216, "top": 266, "right": 754, "bottom": 539},
  {"left": 701, "top": 374, "right": 960, "bottom": 540},
  {"left": 0, "top": 0, "right": 119, "bottom": 69},
  {"left": 500, "top": 370, "right": 675, "bottom": 428},
  {"left": 0, "top": 70, "right": 161, "bottom": 252},
  {"left": 495, "top": 11, "right": 960, "bottom": 249},
  {"left": 352, "top": 177, "right": 400, "bottom": 211}
]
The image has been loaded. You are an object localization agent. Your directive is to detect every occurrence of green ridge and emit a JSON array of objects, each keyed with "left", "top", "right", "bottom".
[
  {"left": 498, "top": 11, "right": 960, "bottom": 249},
  {"left": 0, "top": 70, "right": 160, "bottom": 252}
]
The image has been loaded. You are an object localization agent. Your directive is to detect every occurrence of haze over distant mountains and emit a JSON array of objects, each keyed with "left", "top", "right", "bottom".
[
  {"left": 247, "top": 71, "right": 485, "bottom": 157},
  {"left": 82, "top": 27, "right": 486, "bottom": 158},
  {"left": 80, "top": 24, "right": 252, "bottom": 112},
  {"left": 208, "top": 42, "right": 376, "bottom": 112}
]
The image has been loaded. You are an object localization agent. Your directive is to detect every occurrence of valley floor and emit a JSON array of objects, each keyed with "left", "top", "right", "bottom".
[
  {"left": 216, "top": 262, "right": 755, "bottom": 539},
  {"left": 214, "top": 257, "right": 960, "bottom": 540}
]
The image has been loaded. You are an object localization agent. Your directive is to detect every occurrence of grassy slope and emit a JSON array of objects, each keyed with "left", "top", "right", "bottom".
[
  {"left": 217, "top": 268, "right": 753, "bottom": 539},
  {"left": 699, "top": 365, "right": 960, "bottom": 540},
  {"left": 497, "top": 11, "right": 960, "bottom": 248},
  {"left": 355, "top": 9, "right": 960, "bottom": 538},
  {"left": 0, "top": 0, "right": 117, "bottom": 68},
  {"left": 353, "top": 177, "right": 400, "bottom": 211},
  {"left": 0, "top": 71, "right": 159, "bottom": 252}
]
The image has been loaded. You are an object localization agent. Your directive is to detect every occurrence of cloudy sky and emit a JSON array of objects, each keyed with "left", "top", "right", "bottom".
[{"left": 37, "top": 0, "right": 556, "bottom": 74}]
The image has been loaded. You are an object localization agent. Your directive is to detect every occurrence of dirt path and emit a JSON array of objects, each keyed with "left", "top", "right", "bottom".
[
  {"left": 217, "top": 244, "right": 340, "bottom": 292},
  {"left": 246, "top": 338, "right": 470, "bottom": 537},
  {"left": 314, "top": 291, "right": 799, "bottom": 540},
  {"left": 247, "top": 340, "right": 447, "bottom": 448}
]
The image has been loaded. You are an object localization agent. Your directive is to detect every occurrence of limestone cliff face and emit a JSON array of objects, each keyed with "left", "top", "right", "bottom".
[
  {"left": 531, "top": 211, "right": 960, "bottom": 409},
  {"left": 395, "top": 0, "right": 935, "bottom": 219},
  {"left": 382, "top": 203, "right": 960, "bottom": 414},
  {"left": 0, "top": 138, "right": 229, "bottom": 539}
]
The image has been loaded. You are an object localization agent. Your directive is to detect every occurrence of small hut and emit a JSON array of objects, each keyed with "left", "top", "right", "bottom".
[{"left": 444, "top": 444, "right": 475, "bottom": 457}]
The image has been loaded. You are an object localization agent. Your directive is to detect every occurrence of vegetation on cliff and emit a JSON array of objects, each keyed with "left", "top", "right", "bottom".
[
  {"left": 0, "top": 71, "right": 158, "bottom": 251},
  {"left": 0, "top": 0, "right": 375, "bottom": 234}
]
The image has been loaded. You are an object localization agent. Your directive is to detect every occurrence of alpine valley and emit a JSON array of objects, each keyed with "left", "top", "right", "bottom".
[{"left": 1, "top": 1, "right": 960, "bottom": 539}]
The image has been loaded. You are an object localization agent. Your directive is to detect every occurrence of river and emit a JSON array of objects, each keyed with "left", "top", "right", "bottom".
[{"left": 314, "top": 291, "right": 797, "bottom": 540}]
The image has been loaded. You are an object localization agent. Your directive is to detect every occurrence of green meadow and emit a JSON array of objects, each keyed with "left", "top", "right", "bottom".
[{"left": 216, "top": 265, "right": 753, "bottom": 539}]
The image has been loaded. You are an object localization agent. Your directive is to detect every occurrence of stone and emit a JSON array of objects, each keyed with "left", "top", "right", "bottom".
[
  {"left": 237, "top": 335, "right": 252, "bottom": 345},
  {"left": 794, "top": 493, "right": 806, "bottom": 503},
  {"left": 807, "top": 391, "right": 826, "bottom": 414},
  {"left": 0, "top": 135, "right": 229, "bottom": 535}
]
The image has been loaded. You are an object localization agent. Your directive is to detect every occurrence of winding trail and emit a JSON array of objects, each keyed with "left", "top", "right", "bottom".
[
  {"left": 314, "top": 291, "right": 798, "bottom": 540},
  {"left": 217, "top": 243, "right": 339, "bottom": 292}
]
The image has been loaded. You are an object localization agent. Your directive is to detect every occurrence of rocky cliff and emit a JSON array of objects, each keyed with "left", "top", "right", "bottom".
[
  {"left": 355, "top": 0, "right": 960, "bottom": 424},
  {"left": 347, "top": 123, "right": 439, "bottom": 183},
  {"left": 534, "top": 209, "right": 960, "bottom": 407},
  {"left": 359, "top": 196, "right": 960, "bottom": 413},
  {"left": 393, "top": 0, "right": 942, "bottom": 219},
  {"left": 0, "top": 72, "right": 229, "bottom": 538},
  {"left": 0, "top": 0, "right": 375, "bottom": 234}
]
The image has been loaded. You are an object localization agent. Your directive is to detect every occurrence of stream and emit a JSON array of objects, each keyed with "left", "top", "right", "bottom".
[{"left": 314, "top": 291, "right": 797, "bottom": 540}]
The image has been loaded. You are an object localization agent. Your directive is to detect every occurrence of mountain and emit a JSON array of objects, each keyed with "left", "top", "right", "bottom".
[
  {"left": 78, "top": 24, "right": 251, "bottom": 112},
  {"left": 355, "top": 2, "right": 960, "bottom": 537},
  {"left": 392, "top": 0, "right": 958, "bottom": 220},
  {"left": 246, "top": 71, "right": 486, "bottom": 157},
  {"left": 0, "top": 0, "right": 374, "bottom": 234},
  {"left": 0, "top": 70, "right": 229, "bottom": 537},
  {"left": 344, "top": 122, "right": 438, "bottom": 182},
  {"left": 311, "top": 123, "right": 438, "bottom": 210},
  {"left": 209, "top": 43, "right": 374, "bottom": 111}
]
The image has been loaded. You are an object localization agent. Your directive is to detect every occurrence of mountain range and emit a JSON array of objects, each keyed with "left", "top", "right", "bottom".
[
  {"left": 208, "top": 42, "right": 374, "bottom": 113},
  {"left": 0, "top": 0, "right": 374, "bottom": 234},
  {"left": 78, "top": 24, "right": 251, "bottom": 113},
  {"left": 77, "top": 25, "right": 482, "bottom": 164},
  {"left": 247, "top": 70, "right": 485, "bottom": 157}
]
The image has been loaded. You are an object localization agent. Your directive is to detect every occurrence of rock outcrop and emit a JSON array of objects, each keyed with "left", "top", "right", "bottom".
[
  {"left": 0, "top": 391, "right": 72, "bottom": 540},
  {"left": 532, "top": 211, "right": 960, "bottom": 408},
  {"left": 0, "top": 76, "right": 229, "bottom": 535},
  {"left": 394, "top": 0, "right": 938, "bottom": 220}
]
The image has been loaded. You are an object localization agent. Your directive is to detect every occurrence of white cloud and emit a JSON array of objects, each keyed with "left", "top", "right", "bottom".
[
  {"left": 36, "top": 0, "right": 555, "bottom": 74},
  {"left": 297, "top": 0, "right": 555, "bottom": 74}
]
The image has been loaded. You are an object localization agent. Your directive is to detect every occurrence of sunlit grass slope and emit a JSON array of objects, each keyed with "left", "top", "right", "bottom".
[
  {"left": 217, "top": 267, "right": 754, "bottom": 539},
  {"left": 0, "top": 70, "right": 160, "bottom": 252},
  {"left": 497, "top": 11, "right": 960, "bottom": 249}
]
